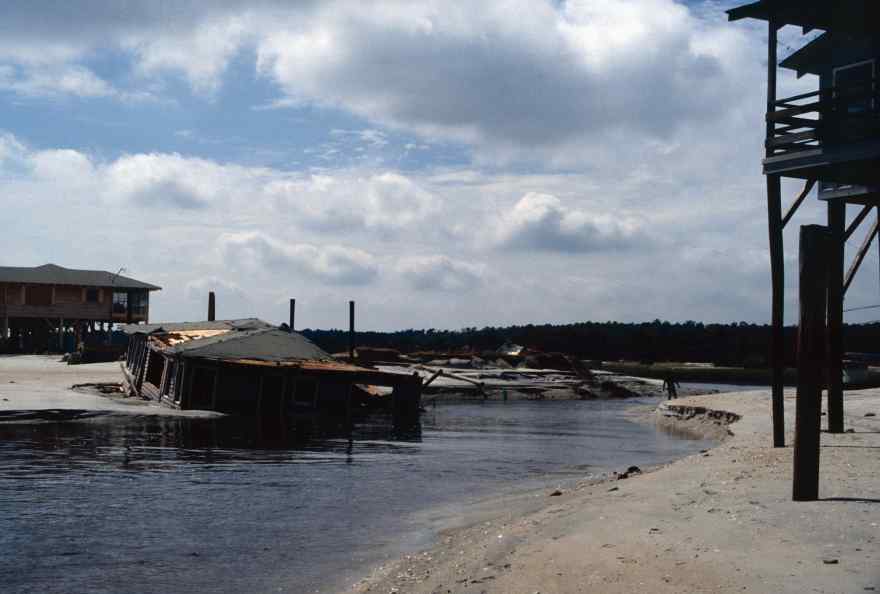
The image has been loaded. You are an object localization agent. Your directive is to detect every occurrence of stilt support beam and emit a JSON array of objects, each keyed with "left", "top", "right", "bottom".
[
  {"left": 843, "top": 216, "right": 880, "bottom": 295},
  {"left": 768, "top": 174, "right": 786, "bottom": 448},
  {"left": 844, "top": 204, "right": 872, "bottom": 242},
  {"left": 781, "top": 179, "right": 816, "bottom": 229},
  {"left": 793, "top": 225, "right": 828, "bottom": 501},
  {"left": 826, "top": 201, "right": 845, "bottom": 433},
  {"left": 765, "top": 17, "right": 785, "bottom": 448}
]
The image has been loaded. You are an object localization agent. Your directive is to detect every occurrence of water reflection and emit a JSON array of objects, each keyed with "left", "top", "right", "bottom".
[{"left": 0, "top": 413, "right": 423, "bottom": 477}]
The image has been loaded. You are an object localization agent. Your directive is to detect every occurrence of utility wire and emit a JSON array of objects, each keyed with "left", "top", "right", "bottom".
[{"left": 843, "top": 304, "right": 880, "bottom": 313}]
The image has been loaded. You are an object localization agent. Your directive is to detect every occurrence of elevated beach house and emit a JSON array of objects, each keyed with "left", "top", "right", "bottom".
[
  {"left": 728, "top": 0, "right": 880, "bottom": 443},
  {"left": 0, "top": 264, "right": 161, "bottom": 351}
]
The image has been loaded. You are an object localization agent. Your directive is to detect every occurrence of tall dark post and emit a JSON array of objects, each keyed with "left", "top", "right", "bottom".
[
  {"left": 289, "top": 299, "right": 296, "bottom": 332},
  {"left": 826, "top": 201, "right": 845, "bottom": 433},
  {"left": 349, "top": 300, "right": 355, "bottom": 361},
  {"left": 208, "top": 291, "right": 216, "bottom": 322},
  {"left": 793, "top": 225, "right": 828, "bottom": 501},
  {"left": 766, "top": 19, "right": 785, "bottom": 448},
  {"left": 768, "top": 176, "right": 785, "bottom": 447}
]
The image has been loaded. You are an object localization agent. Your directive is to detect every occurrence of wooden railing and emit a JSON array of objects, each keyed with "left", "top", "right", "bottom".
[{"left": 766, "top": 78, "right": 880, "bottom": 157}]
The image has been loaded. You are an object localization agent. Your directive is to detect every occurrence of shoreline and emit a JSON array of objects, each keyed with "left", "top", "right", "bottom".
[{"left": 347, "top": 388, "right": 880, "bottom": 594}]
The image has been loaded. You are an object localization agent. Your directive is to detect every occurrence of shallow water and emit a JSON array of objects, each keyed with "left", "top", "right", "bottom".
[{"left": 0, "top": 398, "right": 713, "bottom": 594}]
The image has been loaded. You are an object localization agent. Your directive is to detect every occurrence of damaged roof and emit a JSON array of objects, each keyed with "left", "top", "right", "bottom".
[
  {"left": 165, "top": 327, "right": 331, "bottom": 362},
  {"left": 0, "top": 263, "right": 161, "bottom": 290},
  {"left": 119, "top": 318, "right": 272, "bottom": 335}
]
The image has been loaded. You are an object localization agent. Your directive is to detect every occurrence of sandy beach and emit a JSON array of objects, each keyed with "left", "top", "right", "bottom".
[
  {"left": 0, "top": 355, "right": 219, "bottom": 419},
  {"left": 349, "top": 388, "right": 880, "bottom": 594}
]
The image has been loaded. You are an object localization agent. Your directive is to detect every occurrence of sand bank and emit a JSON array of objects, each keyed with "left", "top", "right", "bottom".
[
  {"left": 0, "top": 355, "right": 220, "bottom": 419},
  {"left": 349, "top": 388, "right": 880, "bottom": 593}
]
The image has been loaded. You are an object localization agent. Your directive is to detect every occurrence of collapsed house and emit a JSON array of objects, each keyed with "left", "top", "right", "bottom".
[{"left": 120, "top": 319, "right": 421, "bottom": 427}]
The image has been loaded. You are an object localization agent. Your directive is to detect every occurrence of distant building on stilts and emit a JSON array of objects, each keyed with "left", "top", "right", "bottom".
[{"left": 0, "top": 263, "right": 160, "bottom": 353}]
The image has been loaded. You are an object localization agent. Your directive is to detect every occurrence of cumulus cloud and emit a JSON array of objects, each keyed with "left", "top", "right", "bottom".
[
  {"left": 123, "top": 14, "right": 253, "bottom": 94},
  {"left": 103, "top": 153, "right": 269, "bottom": 209},
  {"left": 252, "top": 0, "right": 763, "bottom": 164},
  {"left": 217, "top": 231, "right": 379, "bottom": 285},
  {"left": 184, "top": 275, "right": 247, "bottom": 301},
  {"left": 0, "top": 1, "right": 771, "bottom": 160},
  {"left": 0, "top": 63, "right": 117, "bottom": 98},
  {"left": 264, "top": 170, "right": 438, "bottom": 232},
  {"left": 397, "top": 255, "right": 484, "bottom": 292},
  {"left": 494, "top": 193, "right": 644, "bottom": 252},
  {"left": 2, "top": 129, "right": 869, "bottom": 328}
]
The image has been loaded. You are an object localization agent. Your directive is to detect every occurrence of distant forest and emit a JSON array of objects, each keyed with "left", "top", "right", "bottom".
[{"left": 301, "top": 321, "right": 880, "bottom": 367}]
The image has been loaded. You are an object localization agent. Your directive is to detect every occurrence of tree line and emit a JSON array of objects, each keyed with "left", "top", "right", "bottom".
[{"left": 300, "top": 320, "right": 880, "bottom": 367}]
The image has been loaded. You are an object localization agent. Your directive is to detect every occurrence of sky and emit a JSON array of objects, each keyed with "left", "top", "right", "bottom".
[{"left": 2, "top": 0, "right": 878, "bottom": 330}]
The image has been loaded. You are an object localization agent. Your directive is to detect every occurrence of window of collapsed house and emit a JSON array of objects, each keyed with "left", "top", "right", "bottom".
[{"left": 86, "top": 288, "right": 99, "bottom": 303}]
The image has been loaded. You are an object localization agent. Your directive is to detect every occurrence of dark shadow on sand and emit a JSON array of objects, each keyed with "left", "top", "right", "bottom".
[{"left": 820, "top": 497, "right": 880, "bottom": 503}]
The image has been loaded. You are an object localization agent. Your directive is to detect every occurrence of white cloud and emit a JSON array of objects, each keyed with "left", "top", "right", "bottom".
[
  {"left": 184, "top": 275, "right": 247, "bottom": 301},
  {"left": 252, "top": 0, "right": 763, "bottom": 165},
  {"left": 30, "top": 149, "right": 96, "bottom": 183},
  {"left": 103, "top": 153, "right": 272, "bottom": 209},
  {"left": 217, "top": 231, "right": 379, "bottom": 285},
  {"left": 2, "top": 128, "right": 869, "bottom": 328},
  {"left": 0, "top": 63, "right": 117, "bottom": 98},
  {"left": 0, "top": 1, "right": 768, "bottom": 161},
  {"left": 124, "top": 15, "right": 252, "bottom": 94},
  {"left": 0, "top": 0, "right": 850, "bottom": 331},
  {"left": 364, "top": 172, "right": 438, "bottom": 229},
  {"left": 494, "top": 192, "right": 644, "bottom": 252},
  {"left": 264, "top": 170, "right": 438, "bottom": 233},
  {"left": 397, "top": 255, "right": 484, "bottom": 292}
]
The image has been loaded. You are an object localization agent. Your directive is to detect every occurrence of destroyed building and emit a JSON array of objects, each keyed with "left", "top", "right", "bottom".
[{"left": 120, "top": 319, "right": 421, "bottom": 427}]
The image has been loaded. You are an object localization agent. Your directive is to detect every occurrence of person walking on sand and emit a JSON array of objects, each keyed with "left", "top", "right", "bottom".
[{"left": 662, "top": 372, "right": 679, "bottom": 400}]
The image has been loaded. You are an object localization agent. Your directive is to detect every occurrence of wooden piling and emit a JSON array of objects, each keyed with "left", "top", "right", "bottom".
[
  {"left": 768, "top": 174, "right": 786, "bottom": 448},
  {"left": 765, "top": 19, "right": 784, "bottom": 448},
  {"left": 208, "top": 291, "right": 216, "bottom": 322},
  {"left": 793, "top": 224, "right": 828, "bottom": 502},
  {"left": 826, "top": 200, "right": 845, "bottom": 433},
  {"left": 289, "top": 298, "right": 295, "bottom": 332},
  {"left": 349, "top": 300, "right": 355, "bottom": 361}
]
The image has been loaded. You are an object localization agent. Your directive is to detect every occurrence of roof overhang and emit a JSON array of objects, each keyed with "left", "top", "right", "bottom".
[
  {"left": 779, "top": 33, "right": 829, "bottom": 77},
  {"left": 727, "top": 1, "right": 880, "bottom": 36}
]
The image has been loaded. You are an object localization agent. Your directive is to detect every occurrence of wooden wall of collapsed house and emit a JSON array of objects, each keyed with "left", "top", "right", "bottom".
[{"left": 124, "top": 341, "right": 419, "bottom": 428}]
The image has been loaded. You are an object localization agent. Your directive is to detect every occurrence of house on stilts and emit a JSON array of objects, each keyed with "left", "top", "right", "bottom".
[
  {"left": 728, "top": 0, "right": 880, "bottom": 446},
  {"left": 0, "top": 263, "right": 159, "bottom": 353}
]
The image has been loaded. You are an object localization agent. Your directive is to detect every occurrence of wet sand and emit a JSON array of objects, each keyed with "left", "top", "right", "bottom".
[{"left": 349, "top": 388, "right": 880, "bottom": 593}]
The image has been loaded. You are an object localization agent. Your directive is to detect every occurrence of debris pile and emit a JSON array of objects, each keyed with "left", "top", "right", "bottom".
[{"left": 352, "top": 343, "right": 659, "bottom": 401}]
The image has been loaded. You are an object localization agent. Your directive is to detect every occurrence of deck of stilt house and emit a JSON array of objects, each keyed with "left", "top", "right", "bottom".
[{"left": 120, "top": 319, "right": 422, "bottom": 429}]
